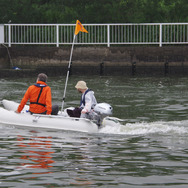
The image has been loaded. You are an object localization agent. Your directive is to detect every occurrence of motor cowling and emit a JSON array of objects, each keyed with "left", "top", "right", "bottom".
[
  {"left": 93, "top": 103, "right": 113, "bottom": 116},
  {"left": 90, "top": 103, "right": 113, "bottom": 126}
]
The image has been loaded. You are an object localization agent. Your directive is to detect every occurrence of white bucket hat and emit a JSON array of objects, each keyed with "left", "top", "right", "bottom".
[{"left": 75, "top": 81, "right": 88, "bottom": 90}]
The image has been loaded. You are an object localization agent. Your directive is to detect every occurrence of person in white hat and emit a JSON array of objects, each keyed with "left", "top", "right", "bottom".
[{"left": 67, "top": 80, "right": 97, "bottom": 118}]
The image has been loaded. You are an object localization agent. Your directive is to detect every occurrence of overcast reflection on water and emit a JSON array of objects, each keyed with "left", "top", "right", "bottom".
[{"left": 0, "top": 75, "right": 188, "bottom": 187}]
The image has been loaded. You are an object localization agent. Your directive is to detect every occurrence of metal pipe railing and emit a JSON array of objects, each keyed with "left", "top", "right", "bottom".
[{"left": 2, "top": 23, "right": 188, "bottom": 47}]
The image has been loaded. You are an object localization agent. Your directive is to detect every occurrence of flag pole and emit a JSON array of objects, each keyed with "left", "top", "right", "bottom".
[
  {"left": 61, "top": 34, "right": 76, "bottom": 112},
  {"left": 61, "top": 20, "right": 88, "bottom": 112}
]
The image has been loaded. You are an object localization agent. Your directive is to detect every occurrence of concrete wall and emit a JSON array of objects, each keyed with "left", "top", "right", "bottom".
[
  {"left": 0, "top": 46, "right": 188, "bottom": 77},
  {"left": 0, "top": 47, "right": 9, "bottom": 69}
]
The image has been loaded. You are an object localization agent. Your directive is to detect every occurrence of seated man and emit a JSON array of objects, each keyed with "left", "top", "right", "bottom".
[
  {"left": 16, "top": 73, "right": 58, "bottom": 115},
  {"left": 67, "top": 80, "right": 97, "bottom": 118}
]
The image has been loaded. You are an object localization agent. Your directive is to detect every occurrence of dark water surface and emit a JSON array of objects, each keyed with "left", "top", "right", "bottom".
[{"left": 0, "top": 75, "right": 188, "bottom": 187}]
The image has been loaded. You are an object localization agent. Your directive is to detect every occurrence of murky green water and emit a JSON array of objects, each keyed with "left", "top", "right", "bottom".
[{"left": 0, "top": 75, "right": 188, "bottom": 187}]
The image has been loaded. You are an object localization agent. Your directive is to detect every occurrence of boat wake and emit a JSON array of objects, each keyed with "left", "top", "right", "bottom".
[{"left": 99, "top": 119, "right": 188, "bottom": 135}]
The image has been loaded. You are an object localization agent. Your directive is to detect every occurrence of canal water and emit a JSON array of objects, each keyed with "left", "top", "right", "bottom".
[{"left": 0, "top": 75, "right": 188, "bottom": 187}]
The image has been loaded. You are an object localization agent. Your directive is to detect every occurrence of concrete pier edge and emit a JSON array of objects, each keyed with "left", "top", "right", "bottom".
[{"left": 1, "top": 46, "right": 188, "bottom": 77}]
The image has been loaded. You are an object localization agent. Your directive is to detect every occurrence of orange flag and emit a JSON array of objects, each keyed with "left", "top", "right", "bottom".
[{"left": 74, "top": 20, "right": 88, "bottom": 35}]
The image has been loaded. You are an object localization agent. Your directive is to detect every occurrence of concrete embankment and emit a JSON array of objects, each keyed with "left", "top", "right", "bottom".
[{"left": 0, "top": 45, "right": 188, "bottom": 77}]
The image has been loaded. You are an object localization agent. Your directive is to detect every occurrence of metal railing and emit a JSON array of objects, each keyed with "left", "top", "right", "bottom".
[{"left": 3, "top": 23, "right": 188, "bottom": 47}]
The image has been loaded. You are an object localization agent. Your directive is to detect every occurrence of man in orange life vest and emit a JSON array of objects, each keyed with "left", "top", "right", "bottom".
[{"left": 15, "top": 73, "right": 58, "bottom": 115}]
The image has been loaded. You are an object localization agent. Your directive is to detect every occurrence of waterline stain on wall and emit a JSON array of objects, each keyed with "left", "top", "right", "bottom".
[{"left": 0, "top": 46, "right": 188, "bottom": 77}]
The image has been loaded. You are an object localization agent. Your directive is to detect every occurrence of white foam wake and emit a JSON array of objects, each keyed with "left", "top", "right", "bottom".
[{"left": 99, "top": 120, "right": 188, "bottom": 135}]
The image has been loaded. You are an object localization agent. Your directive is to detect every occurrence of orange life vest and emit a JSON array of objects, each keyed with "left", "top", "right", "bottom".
[{"left": 17, "top": 81, "right": 52, "bottom": 114}]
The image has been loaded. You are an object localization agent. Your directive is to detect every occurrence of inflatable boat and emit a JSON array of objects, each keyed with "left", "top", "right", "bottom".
[{"left": 0, "top": 100, "right": 113, "bottom": 133}]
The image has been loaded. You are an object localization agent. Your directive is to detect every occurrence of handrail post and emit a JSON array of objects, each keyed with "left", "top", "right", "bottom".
[
  {"left": 107, "top": 24, "right": 110, "bottom": 47},
  {"left": 159, "top": 24, "right": 162, "bottom": 47},
  {"left": 56, "top": 24, "right": 59, "bottom": 47},
  {"left": 0, "top": 24, "right": 4, "bottom": 44},
  {"left": 8, "top": 24, "right": 11, "bottom": 47}
]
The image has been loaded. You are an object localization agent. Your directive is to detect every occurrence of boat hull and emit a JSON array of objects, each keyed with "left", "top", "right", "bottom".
[{"left": 0, "top": 100, "right": 98, "bottom": 133}]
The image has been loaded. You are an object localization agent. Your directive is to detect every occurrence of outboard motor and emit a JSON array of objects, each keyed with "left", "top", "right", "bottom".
[{"left": 91, "top": 103, "right": 113, "bottom": 126}]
